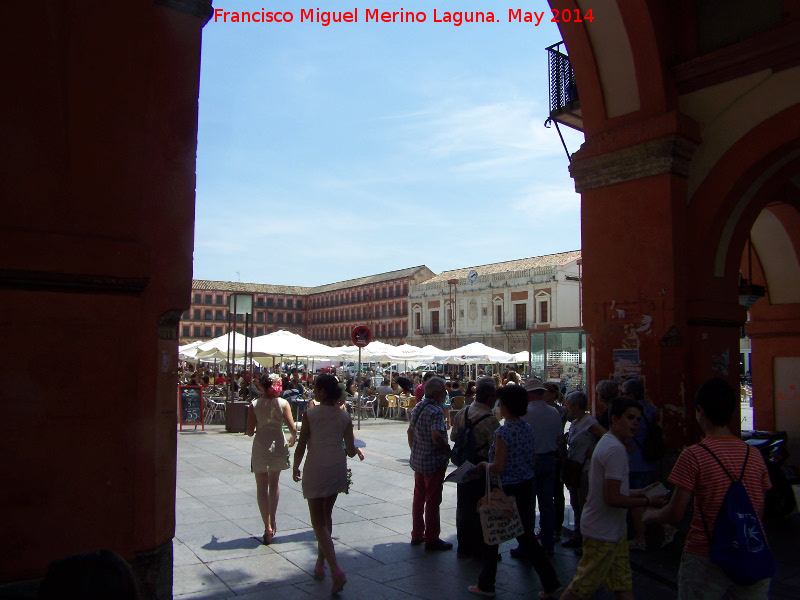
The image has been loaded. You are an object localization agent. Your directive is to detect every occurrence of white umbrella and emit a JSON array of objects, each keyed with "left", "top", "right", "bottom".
[
  {"left": 441, "top": 342, "right": 515, "bottom": 364},
  {"left": 178, "top": 340, "right": 205, "bottom": 360},
  {"left": 195, "top": 332, "right": 250, "bottom": 360},
  {"left": 249, "top": 330, "right": 341, "bottom": 359},
  {"left": 511, "top": 350, "right": 530, "bottom": 363}
]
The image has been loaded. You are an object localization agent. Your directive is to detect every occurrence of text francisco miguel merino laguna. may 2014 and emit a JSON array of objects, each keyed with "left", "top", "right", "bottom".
[{"left": 212, "top": 8, "right": 595, "bottom": 27}]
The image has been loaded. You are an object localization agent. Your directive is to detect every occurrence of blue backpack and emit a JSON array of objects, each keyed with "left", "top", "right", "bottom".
[{"left": 697, "top": 444, "right": 776, "bottom": 586}]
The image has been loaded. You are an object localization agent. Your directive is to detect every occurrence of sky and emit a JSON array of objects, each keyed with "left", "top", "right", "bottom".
[{"left": 194, "top": 1, "right": 585, "bottom": 287}]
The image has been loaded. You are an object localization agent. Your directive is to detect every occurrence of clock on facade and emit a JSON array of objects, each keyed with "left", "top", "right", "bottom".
[{"left": 468, "top": 270, "right": 478, "bottom": 283}]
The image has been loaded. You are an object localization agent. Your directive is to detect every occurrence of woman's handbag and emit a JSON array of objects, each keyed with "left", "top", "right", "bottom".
[
  {"left": 561, "top": 459, "right": 584, "bottom": 488},
  {"left": 477, "top": 470, "right": 525, "bottom": 545}
]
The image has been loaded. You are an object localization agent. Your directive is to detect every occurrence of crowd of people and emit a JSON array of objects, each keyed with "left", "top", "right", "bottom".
[
  {"left": 406, "top": 372, "right": 773, "bottom": 600},
  {"left": 183, "top": 360, "right": 773, "bottom": 600}
]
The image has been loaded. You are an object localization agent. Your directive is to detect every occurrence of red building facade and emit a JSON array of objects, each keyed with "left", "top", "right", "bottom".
[{"left": 181, "top": 266, "right": 435, "bottom": 347}]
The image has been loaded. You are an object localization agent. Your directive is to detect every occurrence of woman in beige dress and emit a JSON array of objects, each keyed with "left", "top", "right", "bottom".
[
  {"left": 246, "top": 373, "right": 297, "bottom": 544},
  {"left": 293, "top": 374, "right": 364, "bottom": 595}
]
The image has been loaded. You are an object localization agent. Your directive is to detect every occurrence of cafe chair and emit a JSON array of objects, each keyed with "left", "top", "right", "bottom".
[{"left": 205, "top": 398, "right": 226, "bottom": 424}]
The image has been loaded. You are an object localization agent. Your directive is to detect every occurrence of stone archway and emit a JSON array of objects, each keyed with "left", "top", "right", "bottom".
[{"left": 548, "top": 1, "right": 800, "bottom": 447}]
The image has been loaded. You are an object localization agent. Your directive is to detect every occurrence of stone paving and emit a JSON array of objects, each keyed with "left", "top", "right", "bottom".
[{"left": 173, "top": 419, "right": 798, "bottom": 600}]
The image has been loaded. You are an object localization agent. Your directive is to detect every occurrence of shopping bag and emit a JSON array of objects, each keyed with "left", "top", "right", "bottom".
[{"left": 477, "top": 470, "right": 525, "bottom": 545}]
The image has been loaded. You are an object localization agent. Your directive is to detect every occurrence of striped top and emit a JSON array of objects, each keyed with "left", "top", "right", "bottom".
[{"left": 668, "top": 436, "right": 771, "bottom": 556}]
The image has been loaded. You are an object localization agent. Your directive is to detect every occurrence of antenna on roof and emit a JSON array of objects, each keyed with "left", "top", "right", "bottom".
[{"left": 236, "top": 271, "right": 241, "bottom": 282}]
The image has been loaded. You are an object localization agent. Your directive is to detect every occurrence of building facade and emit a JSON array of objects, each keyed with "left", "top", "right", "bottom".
[
  {"left": 180, "top": 266, "right": 435, "bottom": 347},
  {"left": 305, "top": 266, "right": 435, "bottom": 346},
  {"left": 182, "top": 281, "right": 311, "bottom": 341},
  {"left": 406, "top": 251, "right": 582, "bottom": 353}
]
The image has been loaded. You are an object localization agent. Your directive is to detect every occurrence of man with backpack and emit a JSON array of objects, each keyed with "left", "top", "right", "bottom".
[
  {"left": 644, "top": 377, "right": 774, "bottom": 599},
  {"left": 450, "top": 376, "right": 500, "bottom": 558}
]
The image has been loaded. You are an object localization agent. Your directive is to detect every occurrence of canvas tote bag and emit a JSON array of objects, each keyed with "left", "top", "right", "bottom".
[{"left": 477, "top": 469, "right": 525, "bottom": 545}]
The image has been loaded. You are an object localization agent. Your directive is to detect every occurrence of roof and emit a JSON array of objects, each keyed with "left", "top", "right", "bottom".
[
  {"left": 308, "top": 266, "right": 433, "bottom": 294},
  {"left": 423, "top": 250, "right": 582, "bottom": 284},
  {"left": 192, "top": 265, "right": 434, "bottom": 296},
  {"left": 192, "top": 280, "right": 312, "bottom": 295}
]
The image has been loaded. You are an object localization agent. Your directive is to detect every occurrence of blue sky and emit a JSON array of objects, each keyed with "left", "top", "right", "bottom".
[{"left": 194, "top": 1, "right": 585, "bottom": 287}]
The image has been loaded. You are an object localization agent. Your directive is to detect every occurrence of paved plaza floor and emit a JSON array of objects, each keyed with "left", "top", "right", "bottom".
[{"left": 174, "top": 419, "right": 800, "bottom": 600}]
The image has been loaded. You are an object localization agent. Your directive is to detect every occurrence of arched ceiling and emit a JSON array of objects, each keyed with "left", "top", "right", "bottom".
[{"left": 751, "top": 203, "right": 800, "bottom": 304}]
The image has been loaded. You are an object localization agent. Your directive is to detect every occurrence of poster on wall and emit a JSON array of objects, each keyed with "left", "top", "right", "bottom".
[{"left": 613, "top": 349, "right": 640, "bottom": 382}]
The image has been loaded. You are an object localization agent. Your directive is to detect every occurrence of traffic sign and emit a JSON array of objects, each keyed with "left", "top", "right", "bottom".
[{"left": 351, "top": 325, "right": 372, "bottom": 347}]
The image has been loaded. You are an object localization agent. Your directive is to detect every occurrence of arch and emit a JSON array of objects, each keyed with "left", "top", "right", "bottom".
[
  {"left": 684, "top": 103, "right": 800, "bottom": 293},
  {"left": 751, "top": 206, "right": 800, "bottom": 304}
]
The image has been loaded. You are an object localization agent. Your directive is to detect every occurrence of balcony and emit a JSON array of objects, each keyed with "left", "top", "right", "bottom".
[
  {"left": 546, "top": 42, "right": 582, "bottom": 131},
  {"left": 502, "top": 321, "right": 536, "bottom": 332}
]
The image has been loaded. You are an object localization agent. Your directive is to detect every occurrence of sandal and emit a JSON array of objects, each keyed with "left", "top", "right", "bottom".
[
  {"left": 263, "top": 530, "right": 273, "bottom": 545},
  {"left": 331, "top": 568, "right": 347, "bottom": 595},
  {"left": 313, "top": 561, "right": 326, "bottom": 580},
  {"left": 468, "top": 585, "right": 495, "bottom": 597}
]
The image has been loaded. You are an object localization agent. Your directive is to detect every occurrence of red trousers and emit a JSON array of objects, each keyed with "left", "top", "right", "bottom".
[{"left": 412, "top": 462, "right": 447, "bottom": 543}]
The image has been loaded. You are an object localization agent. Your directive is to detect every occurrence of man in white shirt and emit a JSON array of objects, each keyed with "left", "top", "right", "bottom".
[
  {"left": 560, "top": 397, "right": 666, "bottom": 600},
  {"left": 519, "top": 377, "right": 563, "bottom": 555}
]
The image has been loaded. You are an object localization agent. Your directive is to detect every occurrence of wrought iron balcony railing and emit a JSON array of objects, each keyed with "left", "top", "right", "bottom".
[{"left": 546, "top": 42, "right": 583, "bottom": 132}]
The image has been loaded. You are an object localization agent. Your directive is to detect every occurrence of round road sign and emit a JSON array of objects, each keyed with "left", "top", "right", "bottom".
[{"left": 351, "top": 325, "right": 372, "bottom": 347}]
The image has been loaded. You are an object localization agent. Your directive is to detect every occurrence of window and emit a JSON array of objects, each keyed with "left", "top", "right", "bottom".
[
  {"left": 403, "top": 284, "right": 408, "bottom": 294},
  {"left": 403, "top": 322, "right": 408, "bottom": 335},
  {"left": 357, "top": 307, "right": 362, "bottom": 319},
  {"left": 205, "top": 294, "right": 212, "bottom": 304},
  {"left": 256, "top": 312, "right": 263, "bottom": 323},
  {"left": 277, "top": 313, "right": 284, "bottom": 323},
  {"left": 204, "top": 309, "right": 212, "bottom": 320},
  {"left": 236, "top": 314, "right": 243, "bottom": 322},
  {"left": 286, "top": 314, "right": 293, "bottom": 324},
  {"left": 390, "top": 304, "right": 395, "bottom": 316},
  {"left": 193, "top": 309, "right": 201, "bottom": 319},
  {"left": 297, "top": 299, "right": 302, "bottom": 309},
  {"left": 389, "top": 323, "right": 394, "bottom": 336},
  {"left": 431, "top": 311, "right": 440, "bottom": 333},
  {"left": 382, "top": 306, "right": 387, "bottom": 317},
  {"left": 256, "top": 327, "right": 264, "bottom": 336},
  {"left": 415, "top": 312, "right": 421, "bottom": 330},
  {"left": 203, "top": 326, "right": 212, "bottom": 337},
  {"left": 267, "top": 312, "right": 273, "bottom": 323},
  {"left": 287, "top": 299, "right": 293, "bottom": 308},
  {"left": 358, "top": 291, "right": 363, "bottom": 301},
  {"left": 193, "top": 326, "right": 201, "bottom": 337},
  {"left": 296, "top": 314, "right": 303, "bottom": 324},
  {"left": 215, "top": 309, "right": 224, "bottom": 320},
  {"left": 257, "top": 297, "right": 264, "bottom": 307},
  {"left": 496, "top": 305, "right": 503, "bottom": 325},
  {"left": 182, "top": 326, "right": 191, "bottom": 337},
  {"left": 215, "top": 326, "right": 223, "bottom": 336},
  {"left": 277, "top": 298, "right": 284, "bottom": 308},
  {"left": 194, "top": 293, "right": 201, "bottom": 304},
  {"left": 236, "top": 327, "right": 243, "bottom": 334},
  {"left": 539, "top": 300, "right": 549, "bottom": 323},
  {"left": 182, "top": 310, "right": 190, "bottom": 319},
  {"left": 216, "top": 294, "right": 224, "bottom": 305},
  {"left": 267, "top": 298, "right": 274, "bottom": 307}
]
